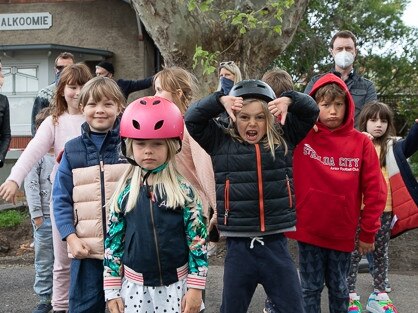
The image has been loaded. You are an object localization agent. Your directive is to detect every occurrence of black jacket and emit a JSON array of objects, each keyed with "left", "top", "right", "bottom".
[
  {"left": 0, "top": 94, "right": 11, "bottom": 167},
  {"left": 185, "top": 91, "right": 319, "bottom": 234}
]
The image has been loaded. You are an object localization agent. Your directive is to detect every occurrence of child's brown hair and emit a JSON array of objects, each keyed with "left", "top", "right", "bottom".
[
  {"left": 313, "top": 83, "right": 346, "bottom": 103},
  {"left": 51, "top": 63, "right": 93, "bottom": 124},
  {"left": 358, "top": 101, "right": 396, "bottom": 167},
  {"left": 262, "top": 68, "right": 293, "bottom": 97}
]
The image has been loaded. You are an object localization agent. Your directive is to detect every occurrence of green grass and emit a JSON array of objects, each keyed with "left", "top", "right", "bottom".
[{"left": 0, "top": 210, "right": 27, "bottom": 228}]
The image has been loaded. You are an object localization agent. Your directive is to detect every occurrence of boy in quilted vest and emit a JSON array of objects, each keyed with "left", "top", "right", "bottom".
[{"left": 53, "top": 77, "right": 127, "bottom": 312}]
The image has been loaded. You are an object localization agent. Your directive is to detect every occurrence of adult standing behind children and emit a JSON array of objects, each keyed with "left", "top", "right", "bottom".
[
  {"left": 0, "top": 63, "right": 93, "bottom": 313},
  {"left": 0, "top": 59, "right": 11, "bottom": 168},
  {"left": 24, "top": 107, "right": 54, "bottom": 313},
  {"left": 185, "top": 79, "right": 319, "bottom": 313},
  {"left": 53, "top": 77, "right": 127, "bottom": 312},
  {"left": 304, "top": 30, "right": 377, "bottom": 127},
  {"left": 104, "top": 96, "right": 208, "bottom": 313},
  {"left": 287, "top": 73, "right": 387, "bottom": 313},
  {"left": 31, "top": 52, "right": 75, "bottom": 135},
  {"left": 95, "top": 61, "right": 153, "bottom": 99}
]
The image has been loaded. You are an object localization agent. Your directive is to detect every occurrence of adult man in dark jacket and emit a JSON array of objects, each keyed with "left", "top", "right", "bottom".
[
  {"left": 304, "top": 30, "right": 377, "bottom": 128},
  {"left": 95, "top": 61, "right": 153, "bottom": 99}
]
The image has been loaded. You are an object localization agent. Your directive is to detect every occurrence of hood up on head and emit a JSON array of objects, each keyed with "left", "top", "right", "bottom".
[{"left": 308, "top": 73, "right": 355, "bottom": 132}]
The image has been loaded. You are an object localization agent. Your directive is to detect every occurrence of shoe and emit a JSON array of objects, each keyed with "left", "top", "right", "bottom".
[
  {"left": 263, "top": 297, "right": 278, "bottom": 313},
  {"left": 366, "top": 292, "right": 398, "bottom": 313},
  {"left": 207, "top": 241, "right": 218, "bottom": 257},
  {"left": 348, "top": 293, "right": 362, "bottom": 312},
  {"left": 32, "top": 303, "right": 52, "bottom": 313},
  {"left": 385, "top": 278, "right": 391, "bottom": 293}
]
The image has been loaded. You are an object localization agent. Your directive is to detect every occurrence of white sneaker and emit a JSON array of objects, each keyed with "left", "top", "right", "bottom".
[
  {"left": 207, "top": 241, "right": 217, "bottom": 257},
  {"left": 366, "top": 292, "right": 398, "bottom": 313}
]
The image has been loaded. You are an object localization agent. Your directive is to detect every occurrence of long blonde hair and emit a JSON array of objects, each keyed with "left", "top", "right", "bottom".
[
  {"left": 228, "top": 98, "right": 288, "bottom": 158},
  {"left": 110, "top": 138, "right": 194, "bottom": 213},
  {"left": 153, "top": 67, "right": 198, "bottom": 114}
]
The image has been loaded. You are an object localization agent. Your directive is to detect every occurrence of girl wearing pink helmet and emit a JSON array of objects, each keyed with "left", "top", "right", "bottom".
[{"left": 103, "top": 96, "right": 208, "bottom": 313}]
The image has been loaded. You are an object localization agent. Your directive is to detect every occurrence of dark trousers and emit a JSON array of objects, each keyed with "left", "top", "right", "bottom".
[
  {"left": 69, "top": 258, "right": 105, "bottom": 313},
  {"left": 220, "top": 234, "right": 304, "bottom": 313},
  {"left": 298, "top": 242, "right": 350, "bottom": 313}
]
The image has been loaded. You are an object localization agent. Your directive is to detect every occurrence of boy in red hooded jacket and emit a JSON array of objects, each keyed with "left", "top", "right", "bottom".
[{"left": 286, "top": 73, "right": 387, "bottom": 313}]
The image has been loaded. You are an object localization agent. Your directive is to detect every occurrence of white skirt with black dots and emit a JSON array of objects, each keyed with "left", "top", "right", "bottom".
[{"left": 121, "top": 277, "right": 205, "bottom": 313}]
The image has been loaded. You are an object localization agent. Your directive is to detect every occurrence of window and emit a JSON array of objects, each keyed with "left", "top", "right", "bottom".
[
  {"left": 2, "top": 66, "right": 38, "bottom": 94},
  {"left": 2, "top": 65, "right": 39, "bottom": 136}
]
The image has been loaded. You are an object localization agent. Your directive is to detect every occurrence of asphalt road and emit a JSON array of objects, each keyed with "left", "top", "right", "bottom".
[{"left": 0, "top": 263, "right": 416, "bottom": 313}]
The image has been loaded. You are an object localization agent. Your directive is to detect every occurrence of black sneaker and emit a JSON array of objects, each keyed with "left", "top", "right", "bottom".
[{"left": 32, "top": 303, "right": 52, "bottom": 313}]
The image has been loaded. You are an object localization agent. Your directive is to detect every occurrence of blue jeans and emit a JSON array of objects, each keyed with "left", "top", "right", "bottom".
[
  {"left": 69, "top": 258, "right": 105, "bottom": 313},
  {"left": 298, "top": 242, "right": 350, "bottom": 313},
  {"left": 221, "top": 234, "right": 304, "bottom": 313},
  {"left": 32, "top": 216, "right": 53, "bottom": 303}
]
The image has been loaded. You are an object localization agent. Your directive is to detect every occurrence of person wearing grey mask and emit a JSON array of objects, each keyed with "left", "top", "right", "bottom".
[{"left": 304, "top": 30, "right": 377, "bottom": 128}]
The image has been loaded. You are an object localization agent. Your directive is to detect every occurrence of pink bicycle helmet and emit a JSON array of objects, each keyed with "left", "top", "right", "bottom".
[{"left": 120, "top": 96, "right": 184, "bottom": 140}]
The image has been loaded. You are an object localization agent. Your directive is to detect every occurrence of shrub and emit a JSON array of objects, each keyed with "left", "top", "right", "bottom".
[{"left": 0, "top": 210, "right": 27, "bottom": 228}]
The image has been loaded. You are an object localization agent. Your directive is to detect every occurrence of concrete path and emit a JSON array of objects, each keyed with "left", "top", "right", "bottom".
[{"left": 0, "top": 263, "right": 416, "bottom": 313}]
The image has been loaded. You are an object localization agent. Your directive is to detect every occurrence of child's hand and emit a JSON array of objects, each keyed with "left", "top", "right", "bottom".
[
  {"left": 66, "top": 233, "right": 91, "bottom": 259},
  {"left": 358, "top": 240, "right": 374, "bottom": 255},
  {"left": 220, "top": 96, "right": 243, "bottom": 122},
  {"left": 268, "top": 97, "right": 291, "bottom": 125},
  {"left": 361, "top": 131, "right": 374, "bottom": 140},
  {"left": 0, "top": 180, "right": 19, "bottom": 204},
  {"left": 181, "top": 288, "right": 202, "bottom": 313},
  {"left": 107, "top": 298, "right": 124, "bottom": 313}
]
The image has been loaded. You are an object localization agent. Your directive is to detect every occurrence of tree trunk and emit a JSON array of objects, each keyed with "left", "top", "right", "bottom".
[{"left": 130, "top": 0, "right": 309, "bottom": 96}]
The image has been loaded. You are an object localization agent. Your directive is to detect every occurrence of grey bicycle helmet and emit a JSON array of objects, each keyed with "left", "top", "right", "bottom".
[{"left": 228, "top": 79, "right": 276, "bottom": 102}]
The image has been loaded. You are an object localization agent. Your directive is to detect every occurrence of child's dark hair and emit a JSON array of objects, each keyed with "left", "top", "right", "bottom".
[
  {"left": 313, "top": 83, "right": 346, "bottom": 103},
  {"left": 358, "top": 101, "right": 396, "bottom": 167},
  {"left": 262, "top": 68, "right": 293, "bottom": 97},
  {"left": 35, "top": 107, "right": 51, "bottom": 130}
]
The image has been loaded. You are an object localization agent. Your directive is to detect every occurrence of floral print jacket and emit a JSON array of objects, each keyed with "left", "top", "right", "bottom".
[{"left": 103, "top": 180, "right": 208, "bottom": 300}]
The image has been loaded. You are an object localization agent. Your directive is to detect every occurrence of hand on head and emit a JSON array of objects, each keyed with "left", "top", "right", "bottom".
[
  {"left": 268, "top": 97, "right": 291, "bottom": 125},
  {"left": 220, "top": 95, "right": 243, "bottom": 122}
]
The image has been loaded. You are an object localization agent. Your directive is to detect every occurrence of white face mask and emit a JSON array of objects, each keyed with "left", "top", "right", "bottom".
[{"left": 334, "top": 50, "right": 355, "bottom": 69}]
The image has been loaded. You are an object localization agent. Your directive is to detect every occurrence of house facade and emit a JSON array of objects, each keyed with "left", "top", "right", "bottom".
[{"left": 0, "top": 0, "right": 158, "bottom": 182}]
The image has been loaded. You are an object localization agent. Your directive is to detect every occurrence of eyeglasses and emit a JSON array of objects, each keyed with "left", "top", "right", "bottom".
[
  {"left": 55, "top": 65, "right": 65, "bottom": 71},
  {"left": 220, "top": 61, "right": 235, "bottom": 66}
]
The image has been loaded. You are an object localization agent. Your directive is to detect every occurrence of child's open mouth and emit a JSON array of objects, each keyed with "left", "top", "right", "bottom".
[{"left": 246, "top": 130, "right": 258, "bottom": 141}]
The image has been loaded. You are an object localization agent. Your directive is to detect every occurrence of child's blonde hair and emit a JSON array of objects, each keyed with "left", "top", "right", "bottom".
[
  {"left": 153, "top": 67, "right": 198, "bottom": 114},
  {"left": 111, "top": 138, "right": 194, "bottom": 213},
  {"left": 228, "top": 98, "right": 287, "bottom": 158},
  {"left": 50, "top": 63, "right": 93, "bottom": 124},
  {"left": 358, "top": 101, "right": 396, "bottom": 167},
  {"left": 78, "top": 76, "right": 126, "bottom": 111}
]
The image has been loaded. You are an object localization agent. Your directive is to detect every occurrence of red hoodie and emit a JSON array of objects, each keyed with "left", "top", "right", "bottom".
[{"left": 287, "top": 73, "right": 387, "bottom": 252}]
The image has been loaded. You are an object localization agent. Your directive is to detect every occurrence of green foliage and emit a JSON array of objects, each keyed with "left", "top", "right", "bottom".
[
  {"left": 192, "top": 46, "right": 219, "bottom": 75},
  {"left": 272, "top": 0, "right": 418, "bottom": 127},
  {"left": 0, "top": 210, "right": 26, "bottom": 228},
  {"left": 190, "top": 0, "right": 294, "bottom": 75}
]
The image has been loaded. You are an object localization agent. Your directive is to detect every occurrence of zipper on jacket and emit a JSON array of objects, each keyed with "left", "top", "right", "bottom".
[
  {"left": 224, "top": 178, "right": 230, "bottom": 225},
  {"left": 149, "top": 198, "right": 163, "bottom": 285},
  {"left": 255, "top": 144, "right": 265, "bottom": 232},
  {"left": 99, "top": 158, "right": 107, "bottom": 243},
  {"left": 286, "top": 174, "right": 293, "bottom": 208}
]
